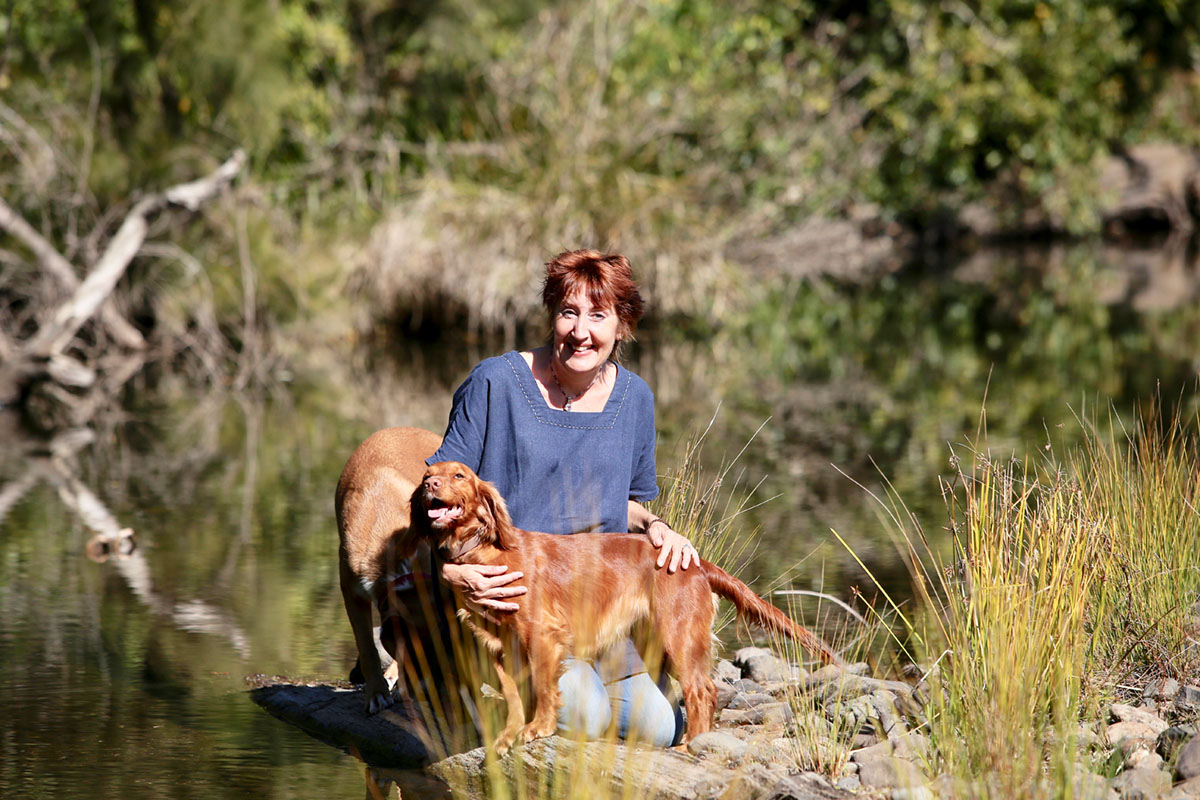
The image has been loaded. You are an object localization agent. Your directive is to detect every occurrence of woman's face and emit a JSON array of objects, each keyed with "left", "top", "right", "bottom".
[{"left": 552, "top": 290, "right": 620, "bottom": 374}]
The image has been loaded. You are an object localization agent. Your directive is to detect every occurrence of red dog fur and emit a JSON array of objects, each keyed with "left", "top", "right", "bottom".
[{"left": 410, "top": 460, "right": 843, "bottom": 753}]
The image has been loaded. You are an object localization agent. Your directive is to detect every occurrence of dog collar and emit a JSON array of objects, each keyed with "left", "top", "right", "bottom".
[{"left": 439, "top": 532, "right": 487, "bottom": 561}]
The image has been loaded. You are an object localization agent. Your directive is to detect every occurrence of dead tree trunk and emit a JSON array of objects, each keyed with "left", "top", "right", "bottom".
[{"left": 0, "top": 150, "right": 246, "bottom": 412}]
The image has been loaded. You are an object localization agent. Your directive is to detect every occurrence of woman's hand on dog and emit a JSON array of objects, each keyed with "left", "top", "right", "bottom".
[
  {"left": 647, "top": 520, "right": 698, "bottom": 573},
  {"left": 442, "top": 562, "right": 527, "bottom": 612}
]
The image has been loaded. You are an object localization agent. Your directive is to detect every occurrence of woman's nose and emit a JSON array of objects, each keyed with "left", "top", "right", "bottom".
[{"left": 572, "top": 315, "right": 588, "bottom": 340}]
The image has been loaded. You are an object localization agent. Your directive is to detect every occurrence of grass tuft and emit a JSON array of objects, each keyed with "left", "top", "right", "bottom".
[{"left": 844, "top": 398, "right": 1200, "bottom": 797}]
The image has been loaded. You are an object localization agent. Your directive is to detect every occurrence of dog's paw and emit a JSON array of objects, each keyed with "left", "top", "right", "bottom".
[
  {"left": 491, "top": 731, "right": 516, "bottom": 757},
  {"left": 365, "top": 687, "right": 399, "bottom": 714},
  {"left": 518, "top": 719, "right": 556, "bottom": 744}
]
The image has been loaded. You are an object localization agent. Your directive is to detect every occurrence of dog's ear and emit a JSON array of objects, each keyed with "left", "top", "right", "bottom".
[{"left": 475, "top": 477, "right": 516, "bottom": 550}]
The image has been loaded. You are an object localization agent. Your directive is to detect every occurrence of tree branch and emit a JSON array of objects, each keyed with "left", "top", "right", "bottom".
[
  {"left": 24, "top": 149, "right": 246, "bottom": 359},
  {"left": 0, "top": 196, "right": 145, "bottom": 349}
]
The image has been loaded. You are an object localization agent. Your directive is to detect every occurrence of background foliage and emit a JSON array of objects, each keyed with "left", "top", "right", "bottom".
[{"left": 1, "top": 0, "right": 1198, "bottom": 346}]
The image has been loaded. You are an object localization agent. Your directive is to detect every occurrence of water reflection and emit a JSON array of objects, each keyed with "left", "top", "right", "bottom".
[{"left": 0, "top": 241, "right": 1197, "bottom": 797}]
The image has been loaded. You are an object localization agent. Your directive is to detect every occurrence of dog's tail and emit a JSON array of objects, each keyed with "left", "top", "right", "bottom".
[{"left": 701, "top": 561, "right": 844, "bottom": 667}]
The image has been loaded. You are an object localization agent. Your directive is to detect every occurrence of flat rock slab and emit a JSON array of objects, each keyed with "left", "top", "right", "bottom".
[
  {"left": 251, "top": 679, "right": 856, "bottom": 799},
  {"left": 248, "top": 679, "right": 471, "bottom": 768},
  {"left": 431, "top": 738, "right": 854, "bottom": 800}
]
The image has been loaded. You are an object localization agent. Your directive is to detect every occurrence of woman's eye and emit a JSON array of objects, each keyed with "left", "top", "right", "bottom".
[{"left": 590, "top": 312, "right": 606, "bottom": 321}]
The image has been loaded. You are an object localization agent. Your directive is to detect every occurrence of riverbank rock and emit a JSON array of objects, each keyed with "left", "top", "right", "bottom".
[
  {"left": 735, "top": 647, "right": 803, "bottom": 684},
  {"left": 1176, "top": 738, "right": 1200, "bottom": 782},
  {"left": 688, "top": 731, "right": 750, "bottom": 762},
  {"left": 253, "top": 669, "right": 1200, "bottom": 799},
  {"left": 1112, "top": 763, "right": 1172, "bottom": 800},
  {"left": 856, "top": 755, "right": 928, "bottom": 792},
  {"left": 248, "top": 678, "right": 455, "bottom": 767},
  {"left": 429, "top": 737, "right": 854, "bottom": 800}
]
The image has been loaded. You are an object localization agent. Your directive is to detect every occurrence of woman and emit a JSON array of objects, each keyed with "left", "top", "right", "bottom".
[{"left": 428, "top": 249, "right": 699, "bottom": 747}]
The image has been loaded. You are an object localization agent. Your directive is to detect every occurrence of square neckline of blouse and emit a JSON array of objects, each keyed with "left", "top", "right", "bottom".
[{"left": 509, "top": 351, "right": 627, "bottom": 418}]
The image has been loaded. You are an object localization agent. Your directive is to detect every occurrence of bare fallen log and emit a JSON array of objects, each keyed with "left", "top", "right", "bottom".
[
  {"left": 23, "top": 150, "right": 247, "bottom": 360},
  {"left": 0, "top": 197, "right": 144, "bottom": 349},
  {"left": 0, "top": 150, "right": 246, "bottom": 408}
]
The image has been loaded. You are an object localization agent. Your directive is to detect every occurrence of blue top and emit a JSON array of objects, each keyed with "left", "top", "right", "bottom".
[{"left": 429, "top": 351, "right": 659, "bottom": 534}]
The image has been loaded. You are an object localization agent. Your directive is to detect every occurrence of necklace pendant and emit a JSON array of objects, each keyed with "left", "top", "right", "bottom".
[{"left": 563, "top": 398, "right": 572, "bottom": 412}]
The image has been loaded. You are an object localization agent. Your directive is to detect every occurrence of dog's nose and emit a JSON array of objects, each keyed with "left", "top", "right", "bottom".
[{"left": 425, "top": 476, "right": 442, "bottom": 492}]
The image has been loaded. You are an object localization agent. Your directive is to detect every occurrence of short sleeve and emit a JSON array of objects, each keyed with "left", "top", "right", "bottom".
[
  {"left": 628, "top": 382, "right": 659, "bottom": 502},
  {"left": 428, "top": 364, "right": 489, "bottom": 472}
]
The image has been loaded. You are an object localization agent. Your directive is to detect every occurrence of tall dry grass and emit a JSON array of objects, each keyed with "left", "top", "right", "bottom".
[{"left": 843, "top": 401, "right": 1200, "bottom": 797}]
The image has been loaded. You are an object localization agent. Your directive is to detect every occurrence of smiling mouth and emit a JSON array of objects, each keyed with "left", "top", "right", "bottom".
[{"left": 425, "top": 496, "right": 463, "bottom": 525}]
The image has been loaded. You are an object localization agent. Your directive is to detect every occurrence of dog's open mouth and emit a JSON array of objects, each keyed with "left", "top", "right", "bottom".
[{"left": 425, "top": 496, "right": 463, "bottom": 525}]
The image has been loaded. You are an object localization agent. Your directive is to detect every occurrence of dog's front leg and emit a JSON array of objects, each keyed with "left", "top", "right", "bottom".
[
  {"left": 489, "top": 645, "right": 525, "bottom": 756},
  {"left": 341, "top": 571, "right": 395, "bottom": 713},
  {"left": 519, "top": 635, "right": 562, "bottom": 743}
]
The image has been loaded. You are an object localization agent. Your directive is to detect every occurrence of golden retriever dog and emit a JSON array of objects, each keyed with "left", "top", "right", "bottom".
[
  {"left": 409, "top": 461, "right": 844, "bottom": 754},
  {"left": 336, "top": 427, "right": 443, "bottom": 713}
]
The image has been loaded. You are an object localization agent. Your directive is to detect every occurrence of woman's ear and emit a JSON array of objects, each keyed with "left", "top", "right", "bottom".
[{"left": 477, "top": 477, "right": 515, "bottom": 550}]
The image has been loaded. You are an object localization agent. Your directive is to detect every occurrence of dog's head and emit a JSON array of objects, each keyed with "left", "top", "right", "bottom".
[{"left": 411, "top": 461, "right": 515, "bottom": 557}]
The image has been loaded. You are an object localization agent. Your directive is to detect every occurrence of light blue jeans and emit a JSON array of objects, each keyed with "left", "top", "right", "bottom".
[{"left": 556, "top": 657, "right": 684, "bottom": 747}]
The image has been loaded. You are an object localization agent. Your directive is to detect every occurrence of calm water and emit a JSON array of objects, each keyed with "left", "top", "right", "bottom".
[{"left": 1, "top": 242, "right": 1197, "bottom": 797}]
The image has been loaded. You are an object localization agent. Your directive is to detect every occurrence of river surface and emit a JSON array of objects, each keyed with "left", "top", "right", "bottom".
[{"left": 1, "top": 241, "right": 1197, "bottom": 797}]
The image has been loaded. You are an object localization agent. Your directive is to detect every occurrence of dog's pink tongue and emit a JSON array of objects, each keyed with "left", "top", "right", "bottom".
[{"left": 428, "top": 506, "right": 462, "bottom": 522}]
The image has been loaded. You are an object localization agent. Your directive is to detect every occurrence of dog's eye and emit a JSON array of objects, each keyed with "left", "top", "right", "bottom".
[{"left": 454, "top": 472, "right": 465, "bottom": 480}]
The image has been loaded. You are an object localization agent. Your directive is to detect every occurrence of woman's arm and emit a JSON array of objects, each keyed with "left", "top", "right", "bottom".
[{"left": 628, "top": 499, "right": 697, "bottom": 573}]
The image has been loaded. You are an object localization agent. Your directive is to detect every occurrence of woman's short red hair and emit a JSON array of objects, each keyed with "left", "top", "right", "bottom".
[{"left": 542, "top": 250, "right": 644, "bottom": 346}]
